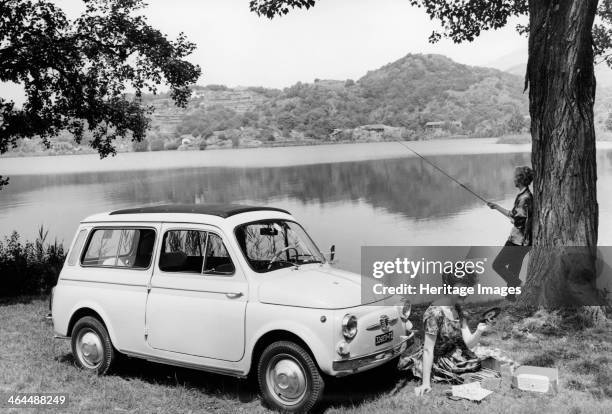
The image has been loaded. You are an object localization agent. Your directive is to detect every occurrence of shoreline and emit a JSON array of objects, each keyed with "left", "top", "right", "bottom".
[{"left": 1, "top": 138, "right": 609, "bottom": 176}]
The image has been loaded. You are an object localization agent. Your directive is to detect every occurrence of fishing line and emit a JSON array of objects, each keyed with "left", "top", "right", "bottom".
[{"left": 395, "top": 140, "right": 489, "bottom": 204}]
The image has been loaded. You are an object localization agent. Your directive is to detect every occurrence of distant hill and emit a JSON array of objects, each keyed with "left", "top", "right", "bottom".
[
  {"left": 356, "top": 54, "right": 528, "bottom": 132},
  {"left": 242, "top": 53, "right": 529, "bottom": 140},
  {"left": 118, "top": 54, "right": 534, "bottom": 151}
]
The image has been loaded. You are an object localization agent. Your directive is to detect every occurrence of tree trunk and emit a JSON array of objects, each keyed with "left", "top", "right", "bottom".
[{"left": 522, "top": 0, "right": 605, "bottom": 316}]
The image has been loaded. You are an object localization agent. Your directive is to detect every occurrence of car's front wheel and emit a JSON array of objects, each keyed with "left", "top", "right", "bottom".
[
  {"left": 71, "top": 316, "right": 116, "bottom": 375},
  {"left": 257, "top": 341, "right": 324, "bottom": 413}
]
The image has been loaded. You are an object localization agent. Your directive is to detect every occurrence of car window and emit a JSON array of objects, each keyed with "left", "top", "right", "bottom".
[
  {"left": 203, "top": 233, "right": 235, "bottom": 275},
  {"left": 235, "top": 220, "right": 324, "bottom": 273},
  {"left": 67, "top": 229, "right": 88, "bottom": 266},
  {"left": 159, "top": 230, "right": 235, "bottom": 276},
  {"left": 81, "top": 228, "right": 156, "bottom": 268},
  {"left": 159, "top": 230, "right": 207, "bottom": 273}
]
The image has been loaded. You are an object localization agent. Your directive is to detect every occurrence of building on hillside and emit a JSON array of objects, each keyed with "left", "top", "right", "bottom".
[
  {"left": 351, "top": 124, "right": 404, "bottom": 141},
  {"left": 425, "top": 121, "right": 463, "bottom": 132}
]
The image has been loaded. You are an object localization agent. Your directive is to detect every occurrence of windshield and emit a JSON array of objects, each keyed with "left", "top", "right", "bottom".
[{"left": 235, "top": 220, "right": 325, "bottom": 273}]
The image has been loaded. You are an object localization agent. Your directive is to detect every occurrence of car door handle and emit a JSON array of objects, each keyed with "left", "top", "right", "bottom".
[{"left": 225, "top": 292, "right": 243, "bottom": 299}]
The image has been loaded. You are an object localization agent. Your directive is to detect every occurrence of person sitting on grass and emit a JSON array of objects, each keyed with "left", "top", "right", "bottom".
[{"left": 398, "top": 271, "right": 488, "bottom": 396}]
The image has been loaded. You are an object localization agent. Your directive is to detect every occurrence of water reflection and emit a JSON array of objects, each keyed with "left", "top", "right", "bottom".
[
  {"left": 2, "top": 150, "right": 612, "bottom": 275},
  {"left": 2, "top": 152, "right": 533, "bottom": 216}
]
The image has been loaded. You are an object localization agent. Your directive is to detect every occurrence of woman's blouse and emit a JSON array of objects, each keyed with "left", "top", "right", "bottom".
[
  {"left": 423, "top": 306, "right": 464, "bottom": 359},
  {"left": 508, "top": 187, "right": 533, "bottom": 246}
]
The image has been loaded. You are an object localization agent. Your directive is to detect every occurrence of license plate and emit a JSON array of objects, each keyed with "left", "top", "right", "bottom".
[{"left": 375, "top": 331, "right": 393, "bottom": 346}]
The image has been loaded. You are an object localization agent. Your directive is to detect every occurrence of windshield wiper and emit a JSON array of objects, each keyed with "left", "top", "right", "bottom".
[{"left": 268, "top": 259, "right": 299, "bottom": 270}]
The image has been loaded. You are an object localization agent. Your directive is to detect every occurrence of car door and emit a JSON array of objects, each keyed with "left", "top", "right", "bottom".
[
  {"left": 145, "top": 223, "right": 248, "bottom": 361},
  {"left": 72, "top": 225, "right": 159, "bottom": 353}
]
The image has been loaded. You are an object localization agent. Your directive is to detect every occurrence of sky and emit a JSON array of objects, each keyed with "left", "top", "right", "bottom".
[{"left": 1, "top": 0, "right": 528, "bottom": 104}]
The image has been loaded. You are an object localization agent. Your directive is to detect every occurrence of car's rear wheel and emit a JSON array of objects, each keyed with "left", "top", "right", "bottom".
[
  {"left": 257, "top": 341, "right": 324, "bottom": 413},
  {"left": 71, "top": 316, "right": 115, "bottom": 375}
]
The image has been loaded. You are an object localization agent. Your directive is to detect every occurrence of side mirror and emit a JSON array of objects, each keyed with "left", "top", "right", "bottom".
[{"left": 330, "top": 245, "right": 335, "bottom": 262}]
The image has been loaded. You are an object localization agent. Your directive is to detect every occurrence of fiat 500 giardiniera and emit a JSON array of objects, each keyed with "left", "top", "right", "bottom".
[{"left": 51, "top": 204, "right": 412, "bottom": 412}]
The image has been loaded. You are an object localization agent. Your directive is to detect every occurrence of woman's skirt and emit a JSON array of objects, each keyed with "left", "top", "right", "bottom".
[{"left": 399, "top": 349, "right": 481, "bottom": 383}]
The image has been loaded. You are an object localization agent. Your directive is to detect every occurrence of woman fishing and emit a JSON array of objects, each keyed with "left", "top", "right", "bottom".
[
  {"left": 487, "top": 166, "right": 534, "bottom": 301},
  {"left": 399, "top": 271, "right": 488, "bottom": 396}
]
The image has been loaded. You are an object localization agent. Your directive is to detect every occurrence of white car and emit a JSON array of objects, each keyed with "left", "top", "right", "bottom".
[{"left": 51, "top": 204, "right": 412, "bottom": 412}]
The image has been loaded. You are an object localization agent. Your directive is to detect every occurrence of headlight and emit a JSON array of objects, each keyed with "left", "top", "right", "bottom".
[
  {"left": 396, "top": 301, "right": 411, "bottom": 322},
  {"left": 342, "top": 314, "right": 358, "bottom": 340}
]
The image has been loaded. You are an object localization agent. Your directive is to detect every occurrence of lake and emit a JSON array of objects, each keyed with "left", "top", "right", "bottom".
[{"left": 2, "top": 139, "right": 612, "bottom": 276}]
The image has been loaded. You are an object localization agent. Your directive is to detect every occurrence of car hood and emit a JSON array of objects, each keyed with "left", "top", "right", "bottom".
[{"left": 257, "top": 265, "right": 387, "bottom": 309}]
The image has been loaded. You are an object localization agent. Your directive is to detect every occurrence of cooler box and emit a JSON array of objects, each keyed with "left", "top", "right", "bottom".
[{"left": 512, "top": 366, "right": 559, "bottom": 393}]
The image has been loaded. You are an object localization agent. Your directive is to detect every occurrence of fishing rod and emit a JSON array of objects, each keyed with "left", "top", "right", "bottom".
[{"left": 395, "top": 140, "right": 490, "bottom": 204}]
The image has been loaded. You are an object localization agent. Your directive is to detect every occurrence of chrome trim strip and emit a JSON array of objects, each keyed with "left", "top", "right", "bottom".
[
  {"left": 365, "top": 317, "right": 399, "bottom": 331},
  {"left": 60, "top": 278, "right": 147, "bottom": 288},
  {"left": 148, "top": 285, "right": 244, "bottom": 296},
  {"left": 53, "top": 334, "right": 70, "bottom": 340},
  {"left": 122, "top": 351, "right": 246, "bottom": 378}
]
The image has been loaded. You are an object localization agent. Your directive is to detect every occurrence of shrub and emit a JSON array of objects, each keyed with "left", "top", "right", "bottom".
[
  {"left": 164, "top": 140, "right": 180, "bottom": 150},
  {"left": 150, "top": 137, "right": 165, "bottom": 151},
  {"left": 132, "top": 139, "right": 149, "bottom": 152},
  {"left": 0, "top": 227, "right": 66, "bottom": 297}
]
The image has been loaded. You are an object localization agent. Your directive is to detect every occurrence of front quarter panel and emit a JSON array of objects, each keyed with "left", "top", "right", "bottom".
[{"left": 246, "top": 303, "right": 335, "bottom": 374}]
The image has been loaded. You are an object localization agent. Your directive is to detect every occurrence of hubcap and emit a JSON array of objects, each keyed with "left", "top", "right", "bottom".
[
  {"left": 76, "top": 329, "right": 103, "bottom": 369},
  {"left": 265, "top": 354, "right": 308, "bottom": 406}
]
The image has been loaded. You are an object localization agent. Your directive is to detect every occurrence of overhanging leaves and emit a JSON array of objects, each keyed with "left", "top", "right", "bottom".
[{"left": 0, "top": 0, "right": 201, "bottom": 174}]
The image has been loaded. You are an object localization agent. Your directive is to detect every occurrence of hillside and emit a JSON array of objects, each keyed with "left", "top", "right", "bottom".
[
  {"left": 8, "top": 54, "right": 533, "bottom": 154},
  {"left": 354, "top": 54, "right": 527, "bottom": 133},
  {"left": 161, "top": 54, "right": 529, "bottom": 147}
]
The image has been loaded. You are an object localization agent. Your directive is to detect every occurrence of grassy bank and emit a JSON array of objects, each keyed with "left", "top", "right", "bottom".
[{"left": 0, "top": 299, "right": 610, "bottom": 413}]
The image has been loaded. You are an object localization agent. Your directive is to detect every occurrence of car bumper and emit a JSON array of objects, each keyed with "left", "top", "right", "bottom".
[{"left": 332, "top": 334, "right": 412, "bottom": 375}]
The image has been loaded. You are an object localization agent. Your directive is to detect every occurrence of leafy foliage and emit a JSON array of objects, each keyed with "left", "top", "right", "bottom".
[
  {"left": 0, "top": 227, "right": 65, "bottom": 297},
  {"left": 249, "top": 0, "right": 316, "bottom": 18},
  {"left": 249, "top": 0, "right": 529, "bottom": 42},
  {"left": 176, "top": 105, "right": 243, "bottom": 138},
  {"left": 406, "top": 1, "right": 528, "bottom": 43},
  {"left": 0, "top": 0, "right": 201, "bottom": 187},
  {"left": 593, "top": 0, "right": 612, "bottom": 65}
]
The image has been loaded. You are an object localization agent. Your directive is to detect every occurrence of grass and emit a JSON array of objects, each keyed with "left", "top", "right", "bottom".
[{"left": 0, "top": 299, "right": 611, "bottom": 413}]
